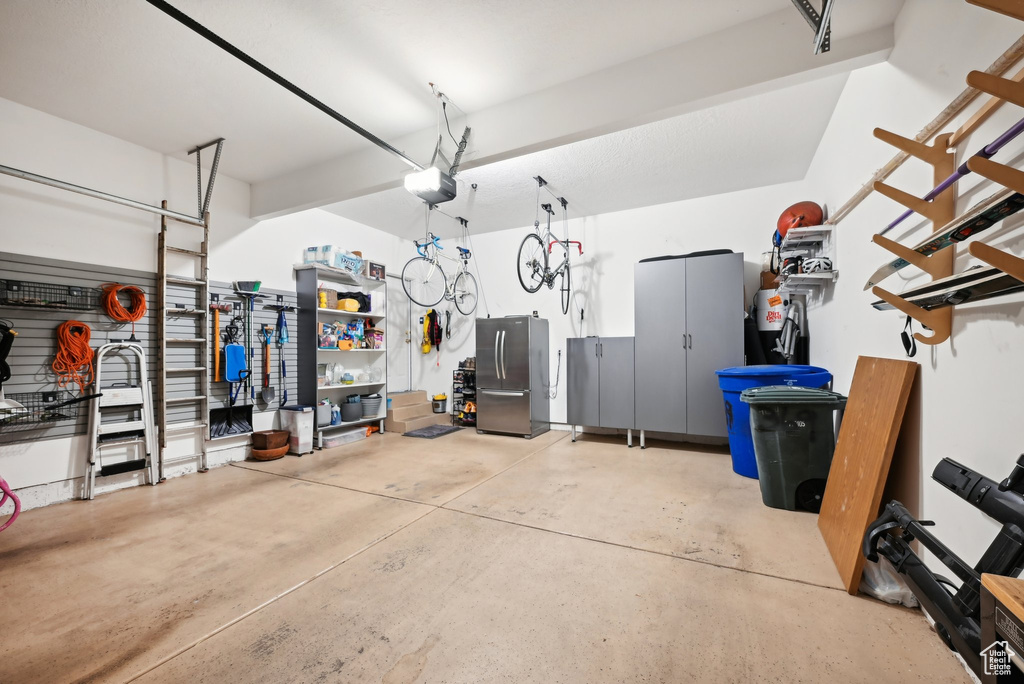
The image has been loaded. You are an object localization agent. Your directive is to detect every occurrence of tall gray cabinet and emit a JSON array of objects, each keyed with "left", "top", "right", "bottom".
[
  {"left": 567, "top": 337, "right": 635, "bottom": 444},
  {"left": 634, "top": 252, "right": 743, "bottom": 442}
]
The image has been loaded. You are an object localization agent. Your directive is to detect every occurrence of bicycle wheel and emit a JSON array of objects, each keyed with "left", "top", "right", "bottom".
[
  {"left": 402, "top": 257, "right": 447, "bottom": 307},
  {"left": 452, "top": 271, "right": 479, "bottom": 315},
  {"left": 517, "top": 233, "right": 547, "bottom": 293},
  {"left": 560, "top": 259, "right": 572, "bottom": 315}
]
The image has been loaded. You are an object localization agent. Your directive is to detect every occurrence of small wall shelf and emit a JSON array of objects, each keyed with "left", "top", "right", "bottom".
[
  {"left": 777, "top": 270, "right": 840, "bottom": 296},
  {"left": 776, "top": 224, "right": 838, "bottom": 298},
  {"left": 317, "top": 381, "right": 386, "bottom": 392},
  {"left": 317, "top": 307, "right": 384, "bottom": 320}
]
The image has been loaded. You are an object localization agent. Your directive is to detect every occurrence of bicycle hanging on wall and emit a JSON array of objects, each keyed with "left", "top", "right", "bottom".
[
  {"left": 516, "top": 180, "right": 582, "bottom": 315},
  {"left": 401, "top": 213, "right": 479, "bottom": 315}
]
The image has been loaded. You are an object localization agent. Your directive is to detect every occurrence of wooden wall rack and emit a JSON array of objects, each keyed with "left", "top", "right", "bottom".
[
  {"left": 864, "top": 4, "right": 1024, "bottom": 344},
  {"left": 871, "top": 133, "right": 956, "bottom": 344}
]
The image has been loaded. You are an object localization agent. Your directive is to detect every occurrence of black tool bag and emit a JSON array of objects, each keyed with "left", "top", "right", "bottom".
[{"left": 337, "top": 291, "right": 371, "bottom": 313}]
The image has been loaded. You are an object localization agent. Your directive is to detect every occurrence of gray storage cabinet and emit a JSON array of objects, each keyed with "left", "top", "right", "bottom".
[
  {"left": 567, "top": 337, "right": 635, "bottom": 438},
  {"left": 634, "top": 252, "right": 743, "bottom": 439}
]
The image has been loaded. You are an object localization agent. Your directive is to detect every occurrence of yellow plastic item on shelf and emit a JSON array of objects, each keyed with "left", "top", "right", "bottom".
[{"left": 337, "top": 298, "right": 360, "bottom": 312}]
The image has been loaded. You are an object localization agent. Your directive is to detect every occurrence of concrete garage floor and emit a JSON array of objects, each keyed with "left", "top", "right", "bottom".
[{"left": 1, "top": 430, "right": 968, "bottom": 683}]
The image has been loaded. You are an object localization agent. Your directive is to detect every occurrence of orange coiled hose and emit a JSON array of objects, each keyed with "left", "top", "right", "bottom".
[
  {"left": 52, "top": 321, "right": 93, "bottom": 393},
  {"left": 101, "top": 283, "right": 146, "bottom": 336}
]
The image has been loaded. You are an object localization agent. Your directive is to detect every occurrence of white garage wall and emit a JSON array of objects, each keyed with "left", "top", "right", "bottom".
[
  {"left": 804, "top": 0, "right": 1024, "bottom": 569},
  {"left": 231, "top": 208, "right": 408, "bottom": 392},
  {"left": 0, "top": 96, "right": 254, "bottom": 272},
  {"left": 403, "top": 179, "right": 811, "bottom": 424}
]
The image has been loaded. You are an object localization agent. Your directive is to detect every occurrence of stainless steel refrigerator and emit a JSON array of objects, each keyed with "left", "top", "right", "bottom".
[{"left": 476, "top": 316, "right": 550, "bottom": 438}]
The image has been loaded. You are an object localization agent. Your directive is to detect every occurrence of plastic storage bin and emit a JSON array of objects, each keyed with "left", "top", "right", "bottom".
[
  {"left": 715, "top": 365, "right": 832, "bottom": 479},
  {"left": 361, "top": 394, "right": 383, "bottom": 418},
  {"left": 280, "top": 405, "right": 314, "bottom": 455},
  {"left": 740, "top": 385, "right": 847, "bottom": 512},
  {"left": 341, "top": 402, "right": 362, "bottom": 422}
]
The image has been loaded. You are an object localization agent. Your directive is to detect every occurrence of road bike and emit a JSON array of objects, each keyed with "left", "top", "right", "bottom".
[
  {"left": 402, "top": 232, "right": 479, "bottom": 315},
  {"left": 516, "top": 202, "right": 582, "bottom": 314}
]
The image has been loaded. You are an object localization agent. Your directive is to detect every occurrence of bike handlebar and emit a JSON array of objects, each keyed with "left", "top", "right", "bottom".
[
  {"left": 549, "top": 239, "right": 583, "bottom": 256},
  {"left": 415, "top": 233, "right": 443, "bottom": 257}
]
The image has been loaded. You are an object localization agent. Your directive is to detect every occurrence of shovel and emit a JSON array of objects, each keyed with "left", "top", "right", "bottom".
[
  {"left": 261, "top": 325, "right": 276, "bottom": 404},
  {"left": 277, "top": 309, "right": 288, "bottom": 407}
]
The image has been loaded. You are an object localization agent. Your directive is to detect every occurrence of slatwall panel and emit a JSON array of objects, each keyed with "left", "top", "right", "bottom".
[
  {"left": 0, "top": 252, "right": 157, "bottom": 445},
  {"left": 207, "top": 281, "right": 298, "bottom": 420}
]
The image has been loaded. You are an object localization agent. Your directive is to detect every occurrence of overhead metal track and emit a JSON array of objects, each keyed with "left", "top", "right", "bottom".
[
  {"left": 0, "top": 164, "right": 206, "bottom": 227},
  {"left": 789, "top": 0, "right": 834, "bottom": 54},
  {"left": 144, "top": 0, "right": 425, "bottom": 172}
]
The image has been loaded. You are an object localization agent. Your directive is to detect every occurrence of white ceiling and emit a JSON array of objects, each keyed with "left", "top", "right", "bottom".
[
  {"left": 322, "top": 73, "right": 850, "bottom": 239},
  {"left": 0, "top": 1, "right": 903, "bottom": 229},
  {"left": 0, "top": 0, "right": 798, "bottom": 183}
]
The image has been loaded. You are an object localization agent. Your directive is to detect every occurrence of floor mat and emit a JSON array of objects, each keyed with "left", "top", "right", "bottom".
[{"left": 404, "top": 424, "right": 463, "bottom": 439}]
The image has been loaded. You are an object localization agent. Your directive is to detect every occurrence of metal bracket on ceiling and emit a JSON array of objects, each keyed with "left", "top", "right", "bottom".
[
  {"left": 789, "top": 0, "right": 834, "bottom": 54},
  {"left": 188, "top": 137, "right": 224, "bottom": 217}
]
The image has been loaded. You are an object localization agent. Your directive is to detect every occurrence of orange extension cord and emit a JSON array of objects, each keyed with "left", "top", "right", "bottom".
[
  {"left": 101, "top": 283, "right": 147, "bottom": 337},
  {"left": 52, "top": 321, "right": 93, "bottom": 394}
]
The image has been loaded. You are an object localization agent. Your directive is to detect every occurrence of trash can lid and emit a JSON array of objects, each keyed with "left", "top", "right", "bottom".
[
  {"left": 280, "top": 405, "right": 314, "bottom": 412},
  {"left": 738, "top": 385, "right": 847, "bottom": 405},
  {"left": 716, "top": 364, "right": 829, "bottom": 377}
]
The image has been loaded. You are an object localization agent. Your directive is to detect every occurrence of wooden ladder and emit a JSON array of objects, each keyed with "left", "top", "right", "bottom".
[{"left": 156, "top": 206, "right": 211, "bottom": 478}]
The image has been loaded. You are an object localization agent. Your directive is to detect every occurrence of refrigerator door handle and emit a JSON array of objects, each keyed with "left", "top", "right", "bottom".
[
  {"left": 481, "top": 389, "right": 526, "bottom": 397},
  {"left": 500, "top": 330, "right": 507, "bottom": 379},
  {"left": 494, "top": 330, "right": 501, "bottom": 379},
  {"left": 688, "top": 333, "right": 693, "bottom": 349}
]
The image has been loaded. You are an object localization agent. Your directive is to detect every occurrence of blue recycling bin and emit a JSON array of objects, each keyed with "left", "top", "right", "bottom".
[{"left": 715, "top": 365, "right": 833, "bottom": 479}]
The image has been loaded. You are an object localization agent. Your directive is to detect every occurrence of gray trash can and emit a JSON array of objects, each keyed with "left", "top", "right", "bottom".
[{"left": 739, "top": 385, "right": 847, "bottom": 513}]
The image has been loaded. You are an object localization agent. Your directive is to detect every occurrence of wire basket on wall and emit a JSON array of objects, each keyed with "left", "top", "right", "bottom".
[
  {"left": 0, "top": 391, "right": 81, "bottom": 432},
  {"left": 0, "top": 279, "right": 100, "bottom": 311}
]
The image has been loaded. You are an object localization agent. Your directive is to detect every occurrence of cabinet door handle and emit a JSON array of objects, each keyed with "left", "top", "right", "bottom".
[{"left": 688, "top": 333, "right": 693, "bottom": 349}]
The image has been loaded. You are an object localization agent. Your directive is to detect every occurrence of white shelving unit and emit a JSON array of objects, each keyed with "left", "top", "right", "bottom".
[
  {"left": 776, "top": 224, "right": 838, "bottom": 297},
  {"left": 295, "top": 263, "right": 388, "bottom": 448}
]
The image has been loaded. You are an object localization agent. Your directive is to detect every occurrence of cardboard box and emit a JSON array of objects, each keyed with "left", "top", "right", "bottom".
[{"left": 760, "top": 271, "right": 779, "bottom": 290}]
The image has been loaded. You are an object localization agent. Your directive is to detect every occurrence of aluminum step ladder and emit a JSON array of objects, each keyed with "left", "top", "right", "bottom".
[
  {"left": 156, "top": 139, "right": 222, "bottom": 479},
  {"left": 85, "top": 342, "right": 158, "bottom": 500}
]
